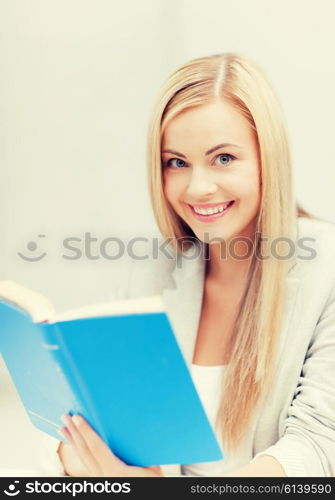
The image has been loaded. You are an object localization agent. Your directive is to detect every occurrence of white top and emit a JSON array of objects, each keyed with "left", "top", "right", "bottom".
[{"left": 182, "top": 363, "right": 226, "bottom": 476}]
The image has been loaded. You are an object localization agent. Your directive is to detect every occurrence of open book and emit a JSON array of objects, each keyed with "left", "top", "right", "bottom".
[{"left": 0, "top": 280, "right": 223, "bottom": 467}]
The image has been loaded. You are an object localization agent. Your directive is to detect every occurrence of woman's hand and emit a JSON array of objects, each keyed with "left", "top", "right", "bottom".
[{"left": 58, "top": 413, "right": 164, "bottom": 477}]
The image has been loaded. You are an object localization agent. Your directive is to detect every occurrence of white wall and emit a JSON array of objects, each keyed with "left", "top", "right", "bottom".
[
  {"left": 0, "top": 0, "right": 184, "bottom": 307},
  {"left": 1, "top": 0, "right": 334, "bottom": 473}
]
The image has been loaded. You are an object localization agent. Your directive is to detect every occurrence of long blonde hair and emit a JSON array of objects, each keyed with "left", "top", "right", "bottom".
[{"left": 146, "top": 53, "right": 315, "bottom": 453}]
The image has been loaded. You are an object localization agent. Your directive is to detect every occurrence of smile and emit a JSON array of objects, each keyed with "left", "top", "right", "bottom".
[{"left": 188, "top": 200, "right": 235, "bottom": 222}]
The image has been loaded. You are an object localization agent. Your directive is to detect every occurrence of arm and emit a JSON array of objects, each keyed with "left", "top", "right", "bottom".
[
  {"left": 223, "top": 455, "right": 286, "bottom": 477},
  {"left": 228, "top": 283, "right": 335, "bottom": 477}
]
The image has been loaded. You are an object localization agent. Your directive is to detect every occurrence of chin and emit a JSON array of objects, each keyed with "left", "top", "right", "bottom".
[
  {"left": 196, "top": 222, "right": 249, "bottom": 245},
  {"left": 193, "top": 230, "right": 230, "bottom": 245}
]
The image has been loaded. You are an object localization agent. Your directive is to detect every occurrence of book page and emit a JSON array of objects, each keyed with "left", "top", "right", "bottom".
[
  {"left": 0, "top": 280, "right": 55, "bottom": 323},
  {"left": 50, "top": 294, "right": 165, "bottom": 323}
]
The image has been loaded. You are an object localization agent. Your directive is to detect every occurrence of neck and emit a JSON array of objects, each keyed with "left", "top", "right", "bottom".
[{"left": 205, "top": 236, "right": 254, "bottom": 285}]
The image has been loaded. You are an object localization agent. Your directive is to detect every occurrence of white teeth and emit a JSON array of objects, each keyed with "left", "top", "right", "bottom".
[{"left": 193, "top": 202, "right": 231, "bottom": 215}]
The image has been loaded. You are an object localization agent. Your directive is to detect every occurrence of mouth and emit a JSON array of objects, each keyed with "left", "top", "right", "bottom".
[{"left": 187, "top": 200, "right": 235, "bottom": 222}]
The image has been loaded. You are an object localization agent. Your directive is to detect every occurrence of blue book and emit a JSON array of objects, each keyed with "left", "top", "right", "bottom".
[{"left": 0, "top": 280, "right": 223, "bottom": 467}]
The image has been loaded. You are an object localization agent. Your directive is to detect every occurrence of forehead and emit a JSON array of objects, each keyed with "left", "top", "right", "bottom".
[{"left": 162, "top": 100, "right": 254, "bottom": 149}]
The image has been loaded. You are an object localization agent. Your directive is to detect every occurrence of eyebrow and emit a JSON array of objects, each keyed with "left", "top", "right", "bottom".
[{"left": 161, "top": 143, "right": 242, "bottom": 158}]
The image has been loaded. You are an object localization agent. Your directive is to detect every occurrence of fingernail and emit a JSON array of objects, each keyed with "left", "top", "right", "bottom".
[
  {"left": 57, "top": 427, "right": 66, "bottom": 437},
  {"left": 60, "top": 414, "right": 69, "bottom": 424},
  {"left": 72, "top": 414, "right": 82, "bottom": 426}
]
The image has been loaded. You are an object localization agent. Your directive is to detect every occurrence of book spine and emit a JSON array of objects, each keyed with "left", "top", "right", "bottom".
[{"left": 39, "top": 322, "right": 108, "bottom": 442}]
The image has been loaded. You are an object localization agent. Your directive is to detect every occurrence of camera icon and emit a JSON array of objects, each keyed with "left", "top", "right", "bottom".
[
  {"left": 17, "top": 234, "right": 47, "bottom": 262},
  {"left": 4, "top": 480, "right": 20, "bottom": 496}
]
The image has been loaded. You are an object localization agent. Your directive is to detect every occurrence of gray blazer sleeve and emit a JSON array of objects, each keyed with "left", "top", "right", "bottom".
[{"left": 253, "top": 283, "right": 335, "bottom": 476}]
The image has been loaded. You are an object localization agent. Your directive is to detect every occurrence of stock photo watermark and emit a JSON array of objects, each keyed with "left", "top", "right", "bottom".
[
  {"left": 17, "top": 232, "right": 317, "bottom": 265},
  {"left": 2, "top": 479, "right": 131, "bottom": 497}
]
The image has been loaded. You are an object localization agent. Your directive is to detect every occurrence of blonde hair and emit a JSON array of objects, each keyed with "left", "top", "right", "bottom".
[{"left": 146, "top": 53, "right": 315, "bottom": 453}]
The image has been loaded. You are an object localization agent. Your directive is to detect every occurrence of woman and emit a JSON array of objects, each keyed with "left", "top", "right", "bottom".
[{"left": 40, "top": 52, "right": 335, "bottom": 477}]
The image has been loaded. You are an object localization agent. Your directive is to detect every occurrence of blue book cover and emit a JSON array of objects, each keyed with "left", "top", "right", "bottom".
[{"left": 0, "top": 280, "right": 224, "bottom": 467}]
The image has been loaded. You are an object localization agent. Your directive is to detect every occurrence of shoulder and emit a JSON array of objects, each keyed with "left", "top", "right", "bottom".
[
  {"left": 297, "top": 215, "right": 335, "bottom": 244},
  {"left": 111, "top": 236, "right": 204, "bottom": 300},
  {"left": 293, "top": 216, "right": 335, "bottom": 283},
  {"left": 124, "top": 236, "right": 178, "bottom": 298},
  {"left": 290, "top": 216, "right": 335, "bottom": 323}
]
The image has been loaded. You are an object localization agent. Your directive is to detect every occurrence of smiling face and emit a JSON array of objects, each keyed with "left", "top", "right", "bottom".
[{"left": 161, "top": 99, "right": 262, "bottom": 247}]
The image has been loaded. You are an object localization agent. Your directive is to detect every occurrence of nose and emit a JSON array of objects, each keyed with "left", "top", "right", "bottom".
[{"left": 185, "top": 166, "right": 219, "bottom": 199}]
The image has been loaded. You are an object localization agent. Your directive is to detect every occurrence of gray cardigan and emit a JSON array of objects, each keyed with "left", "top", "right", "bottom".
[{"left": 40, "top": 216, "right": 335, "bottom": 477}]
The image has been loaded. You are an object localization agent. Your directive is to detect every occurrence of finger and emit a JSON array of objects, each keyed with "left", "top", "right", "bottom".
[
  {"left": 71, "top": 414, "right": 125, "bottom": 472},
  {"left": 57, "top": 425, "right": 74, "bottom": 445},
  {"left": 61, "top": 413, "right": 99, "bottom": 474}
]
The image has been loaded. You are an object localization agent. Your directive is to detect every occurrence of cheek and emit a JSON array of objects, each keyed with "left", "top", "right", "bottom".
[
  {"left": 238, "top": 166, "right": 261, "bottom": 200},
  {"left": 162, "top": 176, "right": 174, "bottom": 204},
  {"left": 252, "top": 169, "right": 262, "bottom": 200},
  {"left": 163, "top": 174, "right": 180, "bottom": 203}
]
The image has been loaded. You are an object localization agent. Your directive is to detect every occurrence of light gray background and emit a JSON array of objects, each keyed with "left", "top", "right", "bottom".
[{"left": 1, "top": 0, "right": 334, "bottom": 473}]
